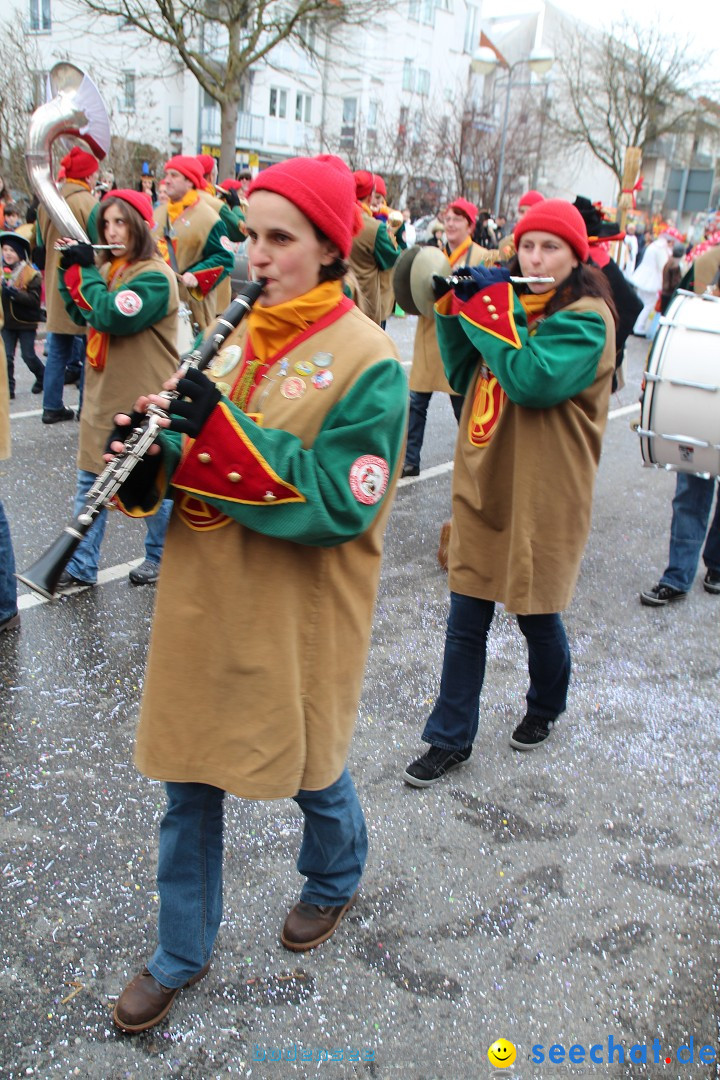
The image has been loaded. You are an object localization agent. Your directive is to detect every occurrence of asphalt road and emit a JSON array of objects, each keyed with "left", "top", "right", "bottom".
[{"left": 1, "top": 320, "right": 719, "bottom": 1080}]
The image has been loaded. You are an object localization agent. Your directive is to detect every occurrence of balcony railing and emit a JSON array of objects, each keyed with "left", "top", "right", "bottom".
[{"left": 199, "top": 106, "right": 266, "bottom": 145}]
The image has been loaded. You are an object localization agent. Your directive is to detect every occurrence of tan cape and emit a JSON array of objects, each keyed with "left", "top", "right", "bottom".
[
  {"left": 349, "top": 215, "right": 385, "bottom": 325},
  {"left": 38, "top": 182, "right": 97, "bottom": 335},
  {"left": 153, "top": 198, "right": 225, "bottom": 330}
]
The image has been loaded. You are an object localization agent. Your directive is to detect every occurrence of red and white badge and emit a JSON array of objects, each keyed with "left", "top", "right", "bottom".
[
  {"left": 115, "top": 290, "right": 143, "bottom": 316},
  {"left": 349, "top": 455, "right": 389, "bottom": 505}
]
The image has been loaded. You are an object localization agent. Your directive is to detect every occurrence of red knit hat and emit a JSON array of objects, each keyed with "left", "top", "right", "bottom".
[
  {"left": 164, "top": 155, "right": 204, "bottom": 189},
  {"left": 220, "top": 177, "right": 243, "bottom": 190},
  {"left": 248, "top": 155, "right": 362, "bottom": 259},
  {"left": 102, "top": 188, "right": 154, "bottom": 228},
  {"left": 61, "top": 146, "right": 100, "bottom": 180},
  {"left": 514, "top": 199, "right": 590, "bottom": 262},
  {"left": 354, "top": 170, "right": 374, "bottom": 201},
  {"left": 197, "top": 153, "right": 216, "bottom": 177},
  {"left": 447, "top": 198, "right": 478, "bottom": 230},
  {"left": 373, "top": 174, "right": 387, "bottom": 197},
  {"left": 518, "top": 189, "right": 545, "bottom": 210}
]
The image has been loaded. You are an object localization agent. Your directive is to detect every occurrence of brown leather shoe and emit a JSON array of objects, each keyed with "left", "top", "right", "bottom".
[
  {"left": 437, "top": 519, "right": 452, "bottom": 570},
  {"left": 281, "top": 892, "right": 358, "bottom": 952},
  {"left": 112, "top": 961, "right": 211, "bottom": 1033}
]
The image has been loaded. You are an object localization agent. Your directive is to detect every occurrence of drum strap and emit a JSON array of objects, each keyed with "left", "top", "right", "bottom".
[{"left": 163, "top": 221, "right": 180, "bottom": 275}]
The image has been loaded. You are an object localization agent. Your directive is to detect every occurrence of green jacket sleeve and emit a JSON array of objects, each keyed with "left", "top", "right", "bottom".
[
  {"left": 373, "top": 224, "right": 400, "bottom": 271},
  {"left": 58, "top": 264, "right": 172, "bottom": 335}
]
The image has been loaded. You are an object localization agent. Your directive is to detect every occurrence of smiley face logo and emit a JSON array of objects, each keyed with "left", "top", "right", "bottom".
[{"left": 488, "top": 1039, "right": 517, "bottom": 1068}]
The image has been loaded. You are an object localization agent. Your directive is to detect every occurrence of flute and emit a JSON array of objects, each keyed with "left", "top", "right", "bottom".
[
  {"left": 53, "top": 241, "right": 126, "bottom": 250},
  {"left": 445, "top": 274, "right": 555, "bottom": 285},
  {"left": 18, "top": 278, "right": 265, "bottom": 599}
]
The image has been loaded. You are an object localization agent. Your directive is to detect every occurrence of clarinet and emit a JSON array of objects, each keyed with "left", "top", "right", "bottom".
[{"left": 18, "top": 279, "right": 265, "bottom": 599}]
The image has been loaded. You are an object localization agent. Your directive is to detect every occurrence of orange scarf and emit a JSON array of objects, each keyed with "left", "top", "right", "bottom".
[
  {"left": 448, "top": 235, "right": 472, "bottom": 267},
  {"left": 86, "top": 257, "right": 131, "bottom": 372},
  {"left": 246, "top": 280, "right": 344, "bottom": 362},
  {"left": 519, "top": 288, "right": 556, "bottom": 326},
  {"left": 65, "top": 179, "right": 92, "bottom": 193},
  {"left": 167, "top": 188, "right": 199, "bottom": 225}
]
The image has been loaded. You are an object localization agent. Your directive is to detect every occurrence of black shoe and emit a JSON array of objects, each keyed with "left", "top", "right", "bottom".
[
  {"left": 9, "top": 391, "right": 15, "bottom": 400},
  {"left": 509, "top": 714, "right": 554, "bottom": 751},
  {"left": 55, "top": 571, "right": 95, "bottom": 595},
  {"left": 401, "top": 463, "right": 420, "bottom": 478},
  {"left": 31, "top": 381, "right": 43, "bottom": 394},
  {"left": 64, "top": 367, "right": 81, "bottom": 385},
  {"left": 704, "top": 569, "right": 720, "bottom": 595},
  {"left": 640, "top": 583, "right": 687, "bottom": 607},
  {"left": 402, "top": 744, "right": 471, "bottom": 787},
  {"left": 42, "top": 407, "right": 74, "bottom": 424},
  {"left": 128, "top": 559, "right": 160, "bottom": 586}
]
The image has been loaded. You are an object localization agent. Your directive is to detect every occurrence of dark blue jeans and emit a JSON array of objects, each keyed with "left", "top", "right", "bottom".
[
  {"left": 660, "top": 474, "right": 720, "bottom": 592},
  {"left": 422, "top": 592, "right": 571, "bottom": 750},
  {"left": 2, "top": 329, "right": 44, "bottom": 395},
  {"left": 0, "top": 498, "right": 17, "bottom": 621},
  {"left": 43, "top": 333, "right": 84, "bottom": 412},
  {"left": 404, "top": 391, "right": 464, "bottom": 469}
]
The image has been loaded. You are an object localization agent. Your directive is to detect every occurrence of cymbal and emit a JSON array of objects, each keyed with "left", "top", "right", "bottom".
[
  {"left": 392, "top": 245, "right": 422, "bottom": 316},
  {"left": 410, "top": 246, "right": 451, "bottom": 317}
]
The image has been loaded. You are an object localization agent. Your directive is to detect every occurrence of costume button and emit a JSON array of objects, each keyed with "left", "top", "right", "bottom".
[
  {"left": 263, "top": 491, "right": 277, "bottom": 502},
  {"left": 487, "top": 304, "right": 497, "bottom": 312},
  {"left": 491, "top": 313, "right": 500, "bottom": 321},
  {"left": 482, "top": 295, "right": 492, "bottom": 304},
  {"left": 198, "top": 452, "right": 212, "bottom": 463},
  {"left": 227, "top": 471, "right": 242, "bottom": 483}
]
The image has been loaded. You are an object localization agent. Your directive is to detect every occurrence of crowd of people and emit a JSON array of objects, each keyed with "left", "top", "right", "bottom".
[{"left": 1, "top": 153, "right": 719, "bottom": 1034}]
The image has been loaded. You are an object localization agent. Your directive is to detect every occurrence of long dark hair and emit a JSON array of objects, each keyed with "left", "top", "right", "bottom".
[
  {"left": 509, "top": 254, "right": 618, "bottom": 327},
  {"left": 98, "top": 197, "right": 156, "bottom": 263}
]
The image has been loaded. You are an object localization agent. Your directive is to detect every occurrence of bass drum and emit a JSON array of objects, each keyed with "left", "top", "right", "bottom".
[
  {"left": 638, "top": 290, "right": 720, "bottom": 477},
  {"left": 177, "top": 302, "right": 196, "bottom": 357}
]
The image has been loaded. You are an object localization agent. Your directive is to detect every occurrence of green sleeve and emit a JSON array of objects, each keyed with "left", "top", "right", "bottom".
[
  {"left": 219, "top": 203, "right": 245, "bottom": 243},
  {"left": 435, "top": 311, "right": 486, "bottom": 396},
  {"left": 163, "top": 360, "right": 408, "bottom": 546},
  {"left": 373, "top": 224, "right": 400, "bottom": 271},
  {"left": 58, "top": 265, "right": 172, "bottom": 335}
]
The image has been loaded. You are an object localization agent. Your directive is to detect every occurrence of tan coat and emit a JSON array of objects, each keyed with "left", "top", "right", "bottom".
[
  {"left": 410, "top": 242, "right": 487, "bottom": 393},
  {"left": 78, "top": 259, "right": 179, "bottom": 473},
  {"left": 135, "top": 307, "right": 405, "bottom": 798},
  {"left": 693, "top": 246, "right": 720, "bottom": 294},
  {"left": 153, "top": 198, "right": 225, "bottom": 330},
  {"left": 349, "top": 216, "right": 384, "bottom": 324},
  {"left": 38, "top": 182, "right": 97, "bottom": 335},
  {"left": 449, "top": 296, "right": 616, "bottom": 614}
]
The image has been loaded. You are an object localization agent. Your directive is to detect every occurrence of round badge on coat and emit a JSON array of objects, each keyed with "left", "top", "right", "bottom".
[
  {"left": 294, "top": 360, "right": 316, "bottom": 376},
  {"left": 312, "top": 370, "right": 334, "bottom": 390},
  {"left": 209, "top": 345, "right": 242, "bottom": 378},
  {"left": 281, "top": 376, "right": 306, "bottom": 399},
  {"left": 312, "top": 351, "right": 333, "bottom": 368}
]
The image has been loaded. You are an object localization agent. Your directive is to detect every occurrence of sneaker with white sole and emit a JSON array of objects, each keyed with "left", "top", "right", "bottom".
[
  {"left": 402, "top": 744, "right": 471, "bottom": 787},
  {"left": 129, "top": 559, "right": 160, "bottom": 586},
  {"left": 509, "top": 714, "right": 554, "bottom": 750}
]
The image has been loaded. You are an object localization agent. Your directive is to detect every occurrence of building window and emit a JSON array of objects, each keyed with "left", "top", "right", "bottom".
[
  {"left": 121, "top": 72, "right": 136, "bottom": 112},
  {"left": 422, "top": 0, "right": 434, "bottom": 23},
  {"left": 298, "top": 17, "right": 317, "bottom": 52},
  {"left": 402, "top": 59, "right": 414, "bottom": 93},
  {"left": 29, "top": 0, "right": 51, "bottom": 31},
  {"left": 340, "top": 97, "right": 357, "bottom": 148},
  {"left": 408, "top": 0, "right": 419, "bottom": 18},
  {"left": 417, "top": 69, "right": 430, "bottom": 96},
  {"left": 463, "top": 3, "right": 479, "bottom": 53},
  {"left": 269, "top": 87, "right": 287, "bottom": 118},
  {"left": 295, "top": 92, "right": 312, "bottom": 124}
]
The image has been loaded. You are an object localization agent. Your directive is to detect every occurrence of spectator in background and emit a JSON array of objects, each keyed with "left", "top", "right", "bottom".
[{"left": 1, "top": 232, "right": 45, "bottom": 399}]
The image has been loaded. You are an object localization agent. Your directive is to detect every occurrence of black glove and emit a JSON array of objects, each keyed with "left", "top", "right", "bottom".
[
  {"left": 219, "top": 186, "right": 240, "bottom": 209},
  {"left": 167, "top": 367, "right": 222, "bottom": 438},
  {"left": 104, "top": 411, "right": 164, "bottom": 513},
  {"left": 59, "top": 243, "right": 95, "bottom": 270},
  {"left": 452, "top": 264, "right": 511, "bottom": 302}
]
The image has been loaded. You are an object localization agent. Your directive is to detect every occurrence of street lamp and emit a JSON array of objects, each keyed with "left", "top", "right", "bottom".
[{"left": 471, "top": 45, "right": 555, "bottom": 218}]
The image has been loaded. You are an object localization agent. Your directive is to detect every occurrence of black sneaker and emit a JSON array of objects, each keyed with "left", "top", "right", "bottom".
[
  {"left": 402, "top": 745, "right": 471, "bottom": 787},
  {"left": 42, "top": 407, "right": 74, "bottom": 424},
  {"left": 129, "top": 559, "right": 160, "bottom": 586},
  {"left": 703, "top": 569, "right": 720, "bottom": 595},
  {"left": 55, "top": 571, "right": 95, "bottom": 595},
  {"left": 401, "top": 463, "right": 420, "bottom": 478},
  {"left": 639, "top": 583, "right": 687, "bottom": 607},
  {"left": 31, "top": 381, "right": 43, "bottom": 395},
  {"left": 509, "top": 714, "right": 554, "bottom": 751}
]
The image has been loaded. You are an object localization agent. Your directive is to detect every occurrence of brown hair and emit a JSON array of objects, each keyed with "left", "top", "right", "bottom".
[
  {"left": 508, "top": 255, "right": 618, "bottom": 326},
  {"left": 98, "top": 197, "right": 156, "bottom": 263},
  {"left": 311, "top": 221, "right": 349, "bottom": 283}
]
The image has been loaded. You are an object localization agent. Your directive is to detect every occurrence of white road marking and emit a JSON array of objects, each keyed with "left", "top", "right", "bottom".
[{"left": 17, "top": 558, "right": 143, "bottom": 609}]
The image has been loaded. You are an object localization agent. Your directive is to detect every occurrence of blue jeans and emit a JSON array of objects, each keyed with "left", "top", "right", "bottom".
[
  {"left": 422, "top": 592, "right": 571, "bottom": 750},
  {"left": 0, "top": 498, "right": 17, "bottom": 620},
  {"left": 43, "top": 333, "right": 85, "bottom": 411},
  {"left": 2, "top": 328, "right": 44, "bottom": 394},
  {"left": 660, "top": 473, "right": 720, "bottom": 591},
  {"left": 147, "top": 769, "right": 367, "bottom": 988},
  {"left": 404, "top": 391, "right": 464, "bottom": 469},
  {"left": 65, "top": 469, "right": 173, "bottom": 583}
]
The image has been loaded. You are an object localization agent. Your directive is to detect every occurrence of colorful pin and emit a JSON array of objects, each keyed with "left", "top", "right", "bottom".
[
  {"left": 295, "top": 359, "right": 316, "bottom": 376},
  {"left": 281, "top": 376, "right": 306, "bottom": 399},
  {"left": 312, "top": 370, "right": 334, "bottom": 390},
  {"left": 312, "top": 351, "right": 333, "bottom": 368}
]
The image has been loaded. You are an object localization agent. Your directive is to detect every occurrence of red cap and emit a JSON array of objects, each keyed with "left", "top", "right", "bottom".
[
  {"left": 197, "top": 154, "right": 216, "bottom": 177},
  {"left": 249, "top": 155, "right": 362, "bottom": 259},
  {"left": 373, "top": 174, "right": 387, "bottom": 197},
  {"left": 220, "top": 177, "right": 243, "bottom": 190},
  {"left": 164, "top": 155, "right": 204, "bottom": 189},
  {"left": 518, "top": 189, "right": 545, "bottom": 210},
  {"left": 60, "top": 146, "right": 100, "bottom": 180},
  {"left": 102, "top": 188, "right": 154, "bottom": 228},
  {"left": 447, "top": 198, "right": 478, "bottom": 230},
  {"left": 354, "top": 170, "right": 374, "bottom": 201},
  {"left": 514, "top": 198, "right": 590, "bottom": 263}
]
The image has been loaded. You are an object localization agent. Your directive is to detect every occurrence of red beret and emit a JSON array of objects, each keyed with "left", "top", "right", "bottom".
[
  {"left": 164, "top": 155, "right": 204, "bottom": 189},
  {"left": 102, "top": 188, "right": 154, "bottom": 228},
  {"left": 197, "top": 154, "right": 216, "bottom": 177},
  {"left": 514, "top": 198, "right": 590, "bottom": 263},
  {"left": 447, "top": 198, "right": 478, "bottom": 230},
  {"left": 354, "top": 170, "right": 374, "bottom": 201},
  {"left": 518, "top": 189, "right": 545, "bottom": 210},
  {"left": 249, "top": 155, "right": 361, "bottom": 260},
  {"left": 61, "top": 146, "right": 100, "bottom": 180}
]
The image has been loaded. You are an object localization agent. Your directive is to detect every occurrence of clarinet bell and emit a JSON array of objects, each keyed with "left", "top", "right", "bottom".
[{"left": 16, "top": 525, "right": 87, "bottom": 599}]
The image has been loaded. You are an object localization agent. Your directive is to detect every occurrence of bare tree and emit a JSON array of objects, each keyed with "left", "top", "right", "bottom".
[
  {"left": 0, "top": 19, "right": 42, "bottom": 196},
  {"left": 551, "top": 19, "right": 706, "bottom": 193},
  {"left": 68, "top": 0, "right": 400, "bottom": 178}
]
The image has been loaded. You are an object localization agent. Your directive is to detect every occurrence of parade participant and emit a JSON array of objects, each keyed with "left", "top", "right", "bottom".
[
  {"left": 402, "top": 197, "right": 487, "bottom": 477},
  {"left": 368, "top": 174, "right": 399, "bottom": 326},
  {"left": 37, "top": 146, "right": 99, "bottom": 423},
  {"left": 194, "top": 155, "right": 247, "bottom": 316},
  {"left": 108, "top": 154, "right": 408, "bottom": 1033},
  {"left": 516, "top": 189, "right": 544, "bottom": 219},
  {"left": 619, "top": 221, "right": 639, "bottom": 278},
  {"left": 0, "top": 318, "right": 19, "bottom": 633},
  {"left": 631, "top": 228, "right": 672, "bottom": 336},
  {"left": 1, "top": 232, "right": 45, "bottom": 398},
  {"left": 54, "top": 189, "right": 179, "bottom": 590},
  {"left": 153, "top": 155, "right": 234, "bottom": 330},
  {"left": 348, "top": 170, "right": 400, "bottom": 325},
  {"left": 404, "top": 199, "right": 616, "bottom": 784}
]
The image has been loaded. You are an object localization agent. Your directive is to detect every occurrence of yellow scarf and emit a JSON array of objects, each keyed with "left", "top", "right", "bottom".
[
  {"left": 167, "top": 188, "right": 199, "bottom": 225},
  {"left": 246, "top": 280, "right": 344, "bottom": 362},
  {"left": 519, "top": 288, "right": 556, "bottom": 325},
  {"left": 448, "top": 235, "right": 472, "bottom": 267},
  {"left": 86, "top": 257, "right": 131, "bottom": 372}
]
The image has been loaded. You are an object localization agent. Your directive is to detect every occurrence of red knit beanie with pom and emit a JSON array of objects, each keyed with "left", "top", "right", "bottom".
[
  {"left": 164, "top": 155, "right": 204, "bottom": 189},
  {"left": 353, "top": 170, "right": 375, "bottom": 202},
  {"left": 102, "top": 188, "right": 154, "bottom": 228},
  {"left": 61, "top": 146, "right": 99, "bottom": 180},
  {"left": 514, "top": 198, "right": 590, "bottom": 263},
  {"left": 249, "top": 155, "right": 361, "bottom": 259}
]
